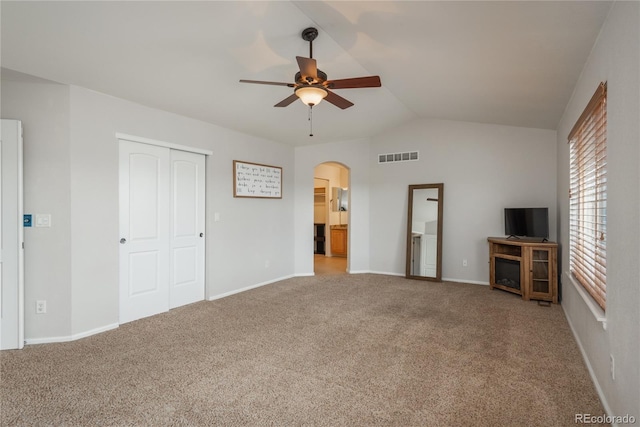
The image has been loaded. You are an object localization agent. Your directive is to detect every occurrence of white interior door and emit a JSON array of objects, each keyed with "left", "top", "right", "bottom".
[
  {"left": 170, "top": 150, "right": 205, "bottom": 309},
  {"left": 1, "top": 120, "right": 24, "bottom": 350},
  {"left": 119, "top": 140, "right": 170, "bottom": 324}
]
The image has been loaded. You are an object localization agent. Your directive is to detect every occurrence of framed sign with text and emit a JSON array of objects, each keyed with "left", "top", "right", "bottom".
[{"left": 233, "top": 160, "right": 282, "bottom": 199}]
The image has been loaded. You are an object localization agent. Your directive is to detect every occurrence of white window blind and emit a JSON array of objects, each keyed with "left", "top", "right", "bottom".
[{"left": 568, "top": 82, "right": 607, "bottom": 310}]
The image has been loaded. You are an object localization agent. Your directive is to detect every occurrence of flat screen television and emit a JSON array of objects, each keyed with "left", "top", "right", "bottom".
[{"left": 504, "top": 208, "right": 549, "bottom": 239}]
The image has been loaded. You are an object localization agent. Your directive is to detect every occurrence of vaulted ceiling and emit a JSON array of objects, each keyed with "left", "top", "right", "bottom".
[{"left": 1, "top": 1, "right": 611, "bottom": 146}]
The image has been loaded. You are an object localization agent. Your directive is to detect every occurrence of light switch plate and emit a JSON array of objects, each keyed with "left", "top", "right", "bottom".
[{"left": 35, "top": 214, "right": 51, "bottom": 227}]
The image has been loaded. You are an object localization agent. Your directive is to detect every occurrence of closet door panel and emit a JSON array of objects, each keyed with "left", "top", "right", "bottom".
[
  {"left": 119, "top": 141, "right": 170, "bottom": 324},
  {"left": 169, "top": 150, "right": 205, "bottom": 309}
]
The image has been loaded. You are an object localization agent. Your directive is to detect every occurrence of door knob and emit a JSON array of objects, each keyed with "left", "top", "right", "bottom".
[
  {"left": 120, "top": 238, "right": 127, "bottom": 244},
  {"left": 199, "top": 233, "right": 204, "bottom": 237}
]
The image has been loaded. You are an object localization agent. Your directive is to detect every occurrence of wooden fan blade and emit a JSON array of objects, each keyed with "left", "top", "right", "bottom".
[
  {"left": 239, "top": 79, "right": 294, "bottom": 87},
  {"left": 324, "top": 90, "right": 354, "bottom": 109},
  {"left": 274, "top": 93, "right": 299, "bottom": 107},
  {"left": 326, "top": 76, "right": 381, "bottom": 89},
  {"left": 296, "top": 56, "right": 318, "bottom": 81}
]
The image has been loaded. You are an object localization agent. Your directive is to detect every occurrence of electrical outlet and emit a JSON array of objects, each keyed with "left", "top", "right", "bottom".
[
  {"left": 462, "top": 259, "right": 468, "bottom": 267},
  {"left": 265, "top": 260, "right": 270, "bottom": 268},
  {"left": 610, "top": 354, "right": 615, "bottom": 380},
  {"left": 36, "top": 300, "right": 47, "bottom": 314}
]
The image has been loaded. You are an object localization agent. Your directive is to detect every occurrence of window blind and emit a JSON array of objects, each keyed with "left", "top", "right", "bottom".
[{"left": 568, "top": 82, "right": 607, "bottom": 310}]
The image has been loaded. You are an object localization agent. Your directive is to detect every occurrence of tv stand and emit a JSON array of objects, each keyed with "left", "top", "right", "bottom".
[{"left": 488, "top": 237, "right": 558, "bottom": 303}]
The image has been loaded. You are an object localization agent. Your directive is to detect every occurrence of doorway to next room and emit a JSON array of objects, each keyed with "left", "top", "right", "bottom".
[
  {"left": 313, "top": 162, "right": 349, "bottom": 276},
  {"left": 314, "top": 254, "right": 347, "bottom": 275}
]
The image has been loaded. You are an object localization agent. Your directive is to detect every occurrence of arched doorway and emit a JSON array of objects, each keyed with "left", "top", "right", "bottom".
[{"left": 313, "top": 162, "right": 349, "bottom": 275}]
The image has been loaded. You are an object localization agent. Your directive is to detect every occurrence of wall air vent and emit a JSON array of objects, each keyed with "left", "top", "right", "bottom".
[{"left": 378, "top": 151, "right": 419, "bottom": 164}]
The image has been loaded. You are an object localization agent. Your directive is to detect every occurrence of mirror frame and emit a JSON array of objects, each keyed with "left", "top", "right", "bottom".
[{"left": 406, "top": 183, "right": 444, "bottom": 282}]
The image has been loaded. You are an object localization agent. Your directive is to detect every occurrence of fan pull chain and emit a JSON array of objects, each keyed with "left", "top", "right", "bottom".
[{"left": 308, "top": 105, "right": 314, "bottom": 137}]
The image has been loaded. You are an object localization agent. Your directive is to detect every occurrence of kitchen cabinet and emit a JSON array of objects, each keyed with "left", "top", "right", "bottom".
[{"left": 331, "top": 227, "right": 347, "bottom": 257}]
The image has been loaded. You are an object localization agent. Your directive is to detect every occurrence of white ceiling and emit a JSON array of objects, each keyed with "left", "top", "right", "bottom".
[{"left": 1, "top": 1, "right": 611, "bottom": 146}]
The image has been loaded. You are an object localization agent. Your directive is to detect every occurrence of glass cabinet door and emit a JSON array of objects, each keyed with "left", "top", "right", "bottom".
[{"left": 530, "top": 248, "right": 552, "bottom": 298}]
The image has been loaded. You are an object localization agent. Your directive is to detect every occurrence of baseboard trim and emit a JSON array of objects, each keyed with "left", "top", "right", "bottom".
[
  {"left": 326, "top": 271, "right": 491, "bottom": 286},
  {"left": 361, "top": 272, "right": 490, "bottom": 285},
  {"left": 208, "top": 274, "right": 295, "bottom": 301},
  {"left": 294, "top": 270, "right": 395, "bottom": 276},
  {"left": 562, "top": 305, "right": 615, "bottom": 424},
  {"left": 366, "top": 270, "right": 405, "bottom": 276},
  {"left": 347, "top": 269, "right": 377, "bottom": 275},
  {"left": 25, "top": 323, "right": 119, "bottom": 346},
  {"left": 444, "top": 277, "right": 489, "bottom": 286}
]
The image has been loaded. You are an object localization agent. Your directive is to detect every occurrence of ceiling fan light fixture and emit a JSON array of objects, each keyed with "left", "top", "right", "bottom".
[
  {"left": 239, "top": 27, "right": 380, "bottom": 114},
  {"left": 295, "top": 86, "right": 328, "bottom": 106}
]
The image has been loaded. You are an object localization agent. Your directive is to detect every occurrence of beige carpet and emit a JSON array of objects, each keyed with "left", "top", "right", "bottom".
[{"left": 1, "top": 274, "right": 606, "bottom": 426}]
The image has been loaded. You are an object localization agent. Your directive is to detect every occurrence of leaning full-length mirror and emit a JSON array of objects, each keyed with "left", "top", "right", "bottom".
[{"left": 406, "top": 184, "right": 443, "bottom": 281}]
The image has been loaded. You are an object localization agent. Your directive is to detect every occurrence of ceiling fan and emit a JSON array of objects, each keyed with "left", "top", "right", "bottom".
[{"left": 239, "top": 27, "right": 382, "bottom": 110}]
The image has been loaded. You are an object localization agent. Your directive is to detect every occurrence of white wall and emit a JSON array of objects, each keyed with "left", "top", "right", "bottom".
[
  {"left": 295, "top": 139, "right": 371, "bottom": 274},
  {"left": 1, "top": 74, "right": 73, "bottom": 340},
  {"left": 2, "top": 73, "right": 295, "bottom": 341},
  {"left": 369, "top": 118, "right": 557, "bottom": 282},
  {"left": 295, "top": 119, "right": 557, "bottom": 282},
  {"left": 556, "top": 1, "right": 639, "bottom": 418}
]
